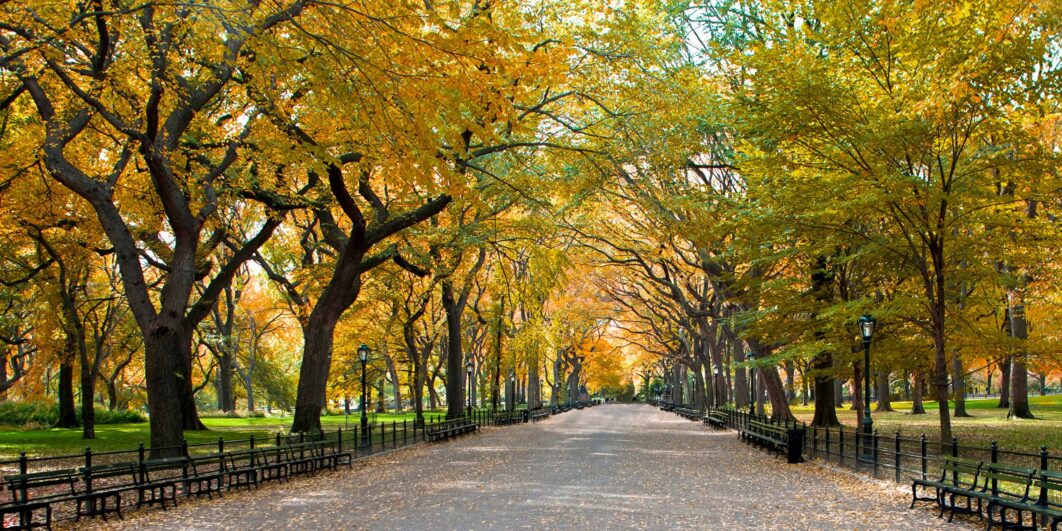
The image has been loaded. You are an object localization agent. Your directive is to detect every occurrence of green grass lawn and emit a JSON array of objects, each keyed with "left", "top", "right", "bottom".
[
  {"left": 786, "top": 394, "right": 1062, "bottom": 452},
  {"left": 0, "top": 410, "right": 451, "bottom": 461}
]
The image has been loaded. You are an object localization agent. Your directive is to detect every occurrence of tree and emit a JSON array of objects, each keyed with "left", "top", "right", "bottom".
[{"left": 4, "top": 0, "right": 311, "bottom": 452}]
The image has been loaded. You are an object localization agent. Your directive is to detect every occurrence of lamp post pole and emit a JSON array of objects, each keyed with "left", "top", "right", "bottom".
[
  {"left": 712, "top": 364, "right": 720, "bottom": 408},
  {"left": 358, "top": 344, "right": 370, "bottom": 448},
  {"left": 466, "top": 361, "right": 473, "bottom": 418},
  {"left": 748, "top": 352, "right": 756, "bottom": 418},
  {"left": 858, "top": 315, "right": 877, "bottom": 460},
  {"left": 508, "top": 373, "right": 516, "bottom": 412}
]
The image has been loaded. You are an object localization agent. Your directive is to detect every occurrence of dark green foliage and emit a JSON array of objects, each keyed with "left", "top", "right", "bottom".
[{"left": 0, "top": 401, "right": 145, "bottom": 426}]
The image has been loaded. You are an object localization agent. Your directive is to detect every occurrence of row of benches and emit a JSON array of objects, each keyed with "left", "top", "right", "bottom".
[
  {"left": 912, "top": 456, "right": 1062, "bottom": 530},
  {"left": 425, "top": 418, "right": 478, "bottom": 442},
  {"left": 0, "top": 440, "right": 350, "bottom": 529},
  {"left": 673, "top": 406, "right": 705, "bottom": 420}
]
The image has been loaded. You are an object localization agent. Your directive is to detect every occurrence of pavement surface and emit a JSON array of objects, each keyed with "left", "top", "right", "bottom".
[{"left": 77, "top": 404, "right": 973, "bottom": 530}]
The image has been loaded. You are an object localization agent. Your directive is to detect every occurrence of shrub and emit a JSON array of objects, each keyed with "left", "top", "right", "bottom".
[
  {"left": 199, "top": 409, "right": 268, "bottom": 419},
  {"left": 88, "top": 408, "right": 146, "bottom": 424},
  {"left": 0, "top": 401, "right": 57, "bottom": 425},
  {"left": 0, "top": 401, "right": 146, "bottom": 426}
]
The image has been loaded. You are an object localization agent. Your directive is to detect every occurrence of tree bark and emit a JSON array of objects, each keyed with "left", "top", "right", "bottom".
[
  {"left": 911, "top": 371, "right": 926, "bottom": 414},
  {"left": 217, "top": 351, "right": 234, "bottom": 412},
  {"left": 1006, "top": 297, "right": 1034, "bottom": 419},
  {"left": 811, "top": 351, "right": 841, "bottom": 427},
  {"left": 998, "top": 357, "right": 1012, "bottom": 408},
  {"left": 56, "top": 360, "right": 78, "bottom": 428},
  {"left": 875, "top": 370, "right": 893, "bottom": 412},
  {"left": 852, "top": 363, "right": 864, "bottom": 428},
  {"left": 442, "top": 282, "right": 465, "bottom": 419},
  {"left": 951, "top": 354, "right": 969, "bottom": 417},
  {"left": 292, "top": 307, "right": 344, "bottom": 433}
]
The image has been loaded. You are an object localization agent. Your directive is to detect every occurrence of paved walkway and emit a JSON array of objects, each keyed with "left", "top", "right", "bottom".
[{"left": 80, "top": 404, "right": 971, "bottom": 529}]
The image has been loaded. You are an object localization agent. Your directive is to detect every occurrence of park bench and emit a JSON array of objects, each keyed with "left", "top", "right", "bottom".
[
  {"left": 223, "top": 449, "right": 262, "bottom": 491},
  {"left": 703, "top": 407, "right": 727, "bottom": 429},
  {"left": 494, "top": 412, "right": 525, "bottom": 426},
  {"left": 184, "top": 454, "right": 225, "bottom": 499},
  {"left": 975, "top": 464, "right": 1057, "bottom": 529},
  {"left": 255, "top": 447, "right": 291, "bottom": 483},
  {"left": 426, "top": 418, "right": 477, "bottom": 442},
  {"left": 911, "top": 456, "right": 983, "bottom": 516},
  {"left": 674, "top": 406, "right": 703, "bottom": 420},
  {"left": 282, "top": 443, "right": 318, "bottom": 477},
  {"left": 305, "top": 440, "right": 347, "bottom": 472},
  {"left": 1011, "top": 469, "right": 1062, "bottom": 531},
  {"left": 530, "top": 409, "right": 551, "bottom": 422},
  {"left": 739, "top": 419, "right": 805, "bottom": 464},
  {"left": 135, "top": 457, "right": 185, "bottom": 510},
  {"left": 75, "top": 461, "right": 138, "bottom": 521},
  {"left": 1, "top": 468, "right": 77, "bottom": 529},
  {"left": 942, "top": 462, "right": 1036, "bottom": 524}
]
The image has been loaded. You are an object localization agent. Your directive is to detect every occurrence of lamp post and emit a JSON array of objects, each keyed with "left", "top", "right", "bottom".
[
  {"left": 509, "top": 373, "right": 516, "bottom": 412},
  {"left": 358, "top": 344, "right": 370, "bottom": 448},
  {"left": 747, "top": 352, "right": 756, "bottom": 417},
  {"left": 466, "top": 360, "right": 473, "bottom": 418},
  {"left": 712, "top": 364, "right": 721, "bottom": 408},
  {"left": 858, "top": 314, "right": 877, "bottom": 460}
]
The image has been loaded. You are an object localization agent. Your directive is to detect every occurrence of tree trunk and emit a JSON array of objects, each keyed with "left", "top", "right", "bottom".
[
  {"left": 932, "top": 303, "right": 953, "bottom": 444},
  {"left": 217, "top": 350, "right": 234, "bottom": 412},
  {"left": 800, "top": 366, "right": 810, "bottom": 407},
  {"left": 144, "top": 328, "right": 193, "bottom": 456},
  {"left": 784, "top": 360, "right": 795, "bottom": 402},
  {"left": 811, "top": 351, "right": 840, "bottom": 427},
  {"left": 911, "top": 371, "right": 926, "bottom": 414},
  {"left": 441, "top": 282, "right": 465, "bottom": 419},
  {"left": 80, "top": 360, "right": 95, "bottom": 439},
  {"left": 732, "top": 349, "right": 747, "bottom": 408},
  {"left": 383, "top": 352, "right": 402, "bottom": 412},
  {"left": 179, "top": 344, "right": 206, "bottom": 430},
  {"left": 528, "top": 358, "right": 540, "bottom": 410},
  {"left": 998, "top": 357, "right": 1012, "bottom": 408},
  {"left": 56, "top": 360, "right": 78, "bottom": 428},
  {"left": 106, "top": 380, "right": 118, "bottom": 411},
  {"left": 291, "top": 309, "right": 342, "bottom": 433},
  {"left": 852, "top": 363, "right": 864, "bottom": 428},
  {"left": 743, "top": 339, "right": 794, "bottom": 421},
  {"left": 875, "top": 370, "right": 893, "bottom": 412},
  {"left": 692, "top": 362, "right": 706, "bottom": 409},
  {"left": 951, "top": 353, "right": 969, "bottom": 417},
  {"left": 1006, "top": 297, "right": 1034, "bottom": 419}
]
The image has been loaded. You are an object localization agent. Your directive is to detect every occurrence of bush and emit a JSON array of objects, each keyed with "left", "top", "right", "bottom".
[
  {"left": 0, "top": 401, "right": 146, "bottom": 427},
  {"left": 199, "top": 409, "right": 267, "bottom": 419},
  {"left": 88, "top": 408, "right": 146, "bottom": 424},
  {"left": 0, "top": 401, "right": 57, "bottom": 425}
]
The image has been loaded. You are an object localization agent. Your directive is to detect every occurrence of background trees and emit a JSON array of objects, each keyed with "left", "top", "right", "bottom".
[{"left": 0, "top": 0, "right": 1058, "bottom": 448}]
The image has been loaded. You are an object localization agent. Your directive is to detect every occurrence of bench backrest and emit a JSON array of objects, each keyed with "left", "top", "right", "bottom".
[
  {"left": 749, "top": 420, "right": 785, "bottom": 433},
  {"left": 1034, "top": 469, "right": 1062, "bottom": 509},
  {"left": 938, "top": 457, "right": 981, "bottom": 487},
  {"left": 4, "top": 469, "right": 78, "bottom": 504},
  {"left": 189, "top": 453, "right": 226, "bottom": 475},
  {"left": 980, "top": 463, "right": 1036, "bottom": 501},
  {"left": 140, "top": 457, "right": 191, "bottom": 483}
]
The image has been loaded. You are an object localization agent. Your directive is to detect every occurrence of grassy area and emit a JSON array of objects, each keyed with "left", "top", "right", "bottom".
[
  {"left": 0, "top": 410, "right": 450, "bottom": 461},
  {"left": 786, "top": 395, "right": 1062, "bottom": 452}
]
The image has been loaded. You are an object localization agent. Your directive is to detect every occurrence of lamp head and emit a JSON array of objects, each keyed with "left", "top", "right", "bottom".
[
  {"left": 358, "top": 344, "right": 370, "bottom": 362},
  {"left": 858, "top": 314, "right": 877, "bottom": 342}
]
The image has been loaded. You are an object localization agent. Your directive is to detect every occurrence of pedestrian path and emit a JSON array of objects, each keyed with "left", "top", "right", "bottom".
[{"left": 81, "top": 404, "right": 970, "bottom": 529}]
